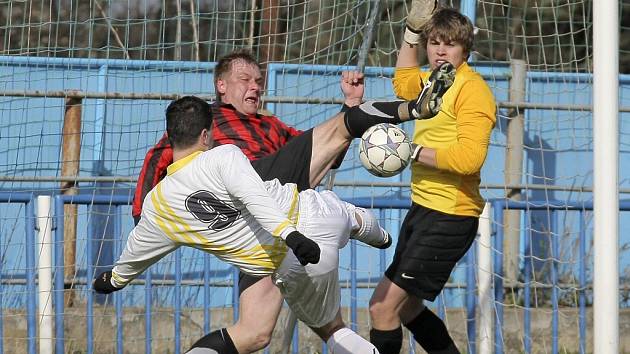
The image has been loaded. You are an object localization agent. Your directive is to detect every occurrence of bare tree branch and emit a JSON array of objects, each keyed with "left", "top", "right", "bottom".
[
  {"left": 190, "top": 0, "right": 199, "bottom": 61},
  {"left": 175, "top": 0, "right": 181, "bottom": 61},
  {"left": 94, "top": 0, "right": 130, "bottom": 59}
]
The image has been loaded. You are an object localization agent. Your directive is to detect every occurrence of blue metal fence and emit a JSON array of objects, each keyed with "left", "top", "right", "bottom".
[
  {"left": 3, "top": 193, "right": 624, "bottom": 353},
  {"left": 0, "top": 192, "right": 37, "bottom": 354},
  {"left": 491, "top": 199, "right": 630, "bottom": 354},
  {"left": 50, "top": 194, "right": 241, "bottom": 354}
]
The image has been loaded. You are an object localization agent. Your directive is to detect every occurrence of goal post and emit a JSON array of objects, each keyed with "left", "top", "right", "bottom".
[{"left": 593, "top": 0, "right": 620, "bottom": 352}]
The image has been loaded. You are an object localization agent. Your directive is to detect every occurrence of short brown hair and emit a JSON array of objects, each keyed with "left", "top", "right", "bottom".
[
  {"left": 420, "top": 8, "right": 475, "bottom": 57},
  {"left": 214, "top": 50, "right": 261, "bottom": 101}
]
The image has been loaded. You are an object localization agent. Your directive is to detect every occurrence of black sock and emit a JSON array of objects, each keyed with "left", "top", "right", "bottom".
[
  {"left": 187, "top": 328, "right": 238, "bottom": 354},
  {"left": 343, "top": 101, "right": 409, "bottom": 138},
  {"left": 405, "top": 308, "right": 459, "bottom": 354},
  {"left": 370, "top": 327, "right": 402, "bottom": 354}
]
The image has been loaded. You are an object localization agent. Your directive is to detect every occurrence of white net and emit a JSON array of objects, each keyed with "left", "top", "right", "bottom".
[{"left": 1, "top": 0, "right": 629, "bottom": 353}]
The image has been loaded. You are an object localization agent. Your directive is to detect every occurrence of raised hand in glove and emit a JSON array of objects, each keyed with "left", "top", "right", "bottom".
[
  {"left": 285, "top": 231, "right": 320, "bottom": 266},
  {"left": 93, "top": 270, "right": 123, "bottom": 294},
  {"left": 404, "top": 0, "right": 439, "bottom": 45}
]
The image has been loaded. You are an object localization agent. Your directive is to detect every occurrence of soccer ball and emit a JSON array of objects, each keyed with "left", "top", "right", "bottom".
[{"left": 358, "top": 123, "right": 413, "bottom": 177}]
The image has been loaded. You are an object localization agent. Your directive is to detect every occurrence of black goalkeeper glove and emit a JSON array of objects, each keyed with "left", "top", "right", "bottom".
[
  {"left": 285, "top": 231, "right": 321, "bottom": 266},
  {"left": 93, "top": 270, "right": 122, "bottom": 294}
]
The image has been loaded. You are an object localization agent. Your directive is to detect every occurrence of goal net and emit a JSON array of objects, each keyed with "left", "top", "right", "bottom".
[{"left": 0, "top": 0, "right": 628, "bottom": 353}]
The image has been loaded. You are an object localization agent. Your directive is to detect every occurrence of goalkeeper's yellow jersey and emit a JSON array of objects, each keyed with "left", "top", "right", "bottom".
[
  {"left": 111, "top": 145, "right": 299, "bottom": 288},
  {"left": 393, "top": 62, "right": 496, "bottom": 217}
]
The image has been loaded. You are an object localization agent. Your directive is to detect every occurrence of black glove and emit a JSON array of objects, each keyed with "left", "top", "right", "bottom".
[
  {"left": 93, "top": 270, "right": 122, "bottom": 294},
  {"left": 285, "top": 231, "right": 320, "bottom": 266}
]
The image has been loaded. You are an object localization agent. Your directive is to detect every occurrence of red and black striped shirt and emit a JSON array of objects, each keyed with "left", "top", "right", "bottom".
[{"left": 132, "top": 101, "right": 302, "bottom": 218}]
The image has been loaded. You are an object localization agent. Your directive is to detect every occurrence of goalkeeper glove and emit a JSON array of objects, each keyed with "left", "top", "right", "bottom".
[
  {"left": 93, "top": 270, "right": 122, "bottom": 294},
  {"left": 404, "top": 0, "right": 439, "bottom": 45},
  {"left": 285, "top": 231, "right": 321, "bottom": 266}
]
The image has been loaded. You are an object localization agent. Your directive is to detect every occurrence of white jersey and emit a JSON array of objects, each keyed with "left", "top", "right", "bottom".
[
  {"left": 110, "top": 144, "right": 373, "bottom": 328},
  {"left": 112, "top": 145, "right": 301, "bottom": 287}
]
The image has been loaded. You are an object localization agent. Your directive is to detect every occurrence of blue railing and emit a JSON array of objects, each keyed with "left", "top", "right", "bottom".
[
  {"left": 490, "top": 199, "right": 630, "bottom": 354},
  {"left": 3, "top": 193, "right": 626, "bottom": 353},
  {"left": 50, "top": 194, "right": 240, "bottom": 354},
  {"left": 0, "top": 192, "right": 37, "bottom": 354}
]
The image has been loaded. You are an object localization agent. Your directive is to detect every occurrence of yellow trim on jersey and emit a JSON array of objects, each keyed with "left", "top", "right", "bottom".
[
  {"left": 111, "top": 271, "right": 126, "bottom": 286},
  {"left": 167, "top": 151, "right": 203, "bottom": 176},
  {"left": 287, "top": 186, "right": 299, "bottom": 224},
  {"left": 272, "top": 185, "right": 300, "bottom": 236},
  {"left": 151, "top": 184, "right": 204, "bottom": 244},
  {"left": 150, "top": 183, "right": 288, "bottom": 269},
  {"left": 273, "top": 220, "right": 292, "bottom": 236}
]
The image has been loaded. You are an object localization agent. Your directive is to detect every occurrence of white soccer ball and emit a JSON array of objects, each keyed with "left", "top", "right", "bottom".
[{"left": 358, "top": 123, "right": 413, "bottom": 178}]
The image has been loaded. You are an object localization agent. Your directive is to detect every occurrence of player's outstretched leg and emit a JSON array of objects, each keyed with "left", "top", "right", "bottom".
[
  {"left": 343, "top": 62, "right": 455, "bottom": 138},
  {"left": 351, "top": 207, "right": 391, "bottom": 249}
]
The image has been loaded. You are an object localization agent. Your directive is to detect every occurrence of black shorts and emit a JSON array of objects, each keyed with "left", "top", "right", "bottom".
[
  {"left": 239, "top": 129, "right": 314, "bottom": 294},
  {"left": 250, "top": 128, "right": 313, "bottom": 192},
  {"left": 385, "top": 203, "right": 478, "bottom": 301},
  {"left": 238, "top": 271, "right": 264, "bottom": 296}
]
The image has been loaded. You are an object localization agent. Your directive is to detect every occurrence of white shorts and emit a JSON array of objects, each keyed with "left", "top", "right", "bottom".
[{"left": 272, "top": 190, "right": 354, "bottom": 328}]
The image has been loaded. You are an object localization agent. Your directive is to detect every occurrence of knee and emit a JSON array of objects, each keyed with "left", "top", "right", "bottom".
[
  {"left": 242, "top": 326, "right": 273, "bottom": 352},
  {"left": 369, "top": 297, "right": 396, "bottom": 322},
  {"left": 231, "top": 320, "right": 274, "bottom": 352}
]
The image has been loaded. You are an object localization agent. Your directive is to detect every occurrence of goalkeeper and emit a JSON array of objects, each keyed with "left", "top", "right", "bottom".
[
  {"left": 131, "top": 50, "right": 456, "bottom": 353},
  {"left": 367, "top": 3, "right": 497, "bottom": 354},
  {"left": 95, "top": 96, "right": 390, "bottom": 353}
]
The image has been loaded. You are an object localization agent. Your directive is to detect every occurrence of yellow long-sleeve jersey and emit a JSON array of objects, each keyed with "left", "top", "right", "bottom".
[{"left": 393, "top": 62, "right": 496, "bottom": 217}]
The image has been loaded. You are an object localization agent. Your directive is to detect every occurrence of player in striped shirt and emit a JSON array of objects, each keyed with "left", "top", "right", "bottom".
[{"left": 95, "top": 96, "right": 385, "bottom": 353}]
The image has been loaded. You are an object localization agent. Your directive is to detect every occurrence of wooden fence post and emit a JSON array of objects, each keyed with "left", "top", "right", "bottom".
[{"left": 61, "top": 96, "right": 82, "bottom": 307}]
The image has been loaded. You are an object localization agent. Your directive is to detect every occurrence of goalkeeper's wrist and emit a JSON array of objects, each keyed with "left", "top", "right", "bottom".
[
  {"left": 404, "top": 27, "right": 421, "bottom": 45},
  {"left": 411, "top": 144, "right": 423, "bottom": 162}
]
